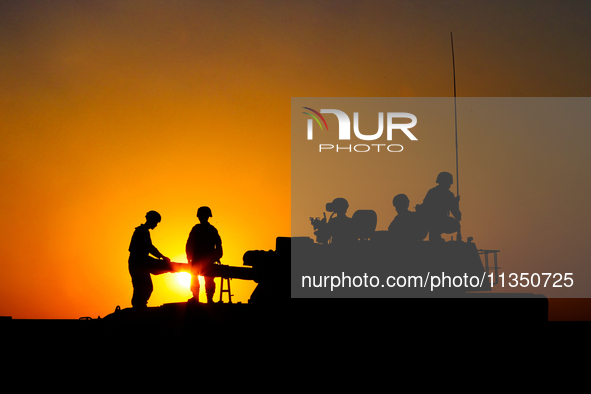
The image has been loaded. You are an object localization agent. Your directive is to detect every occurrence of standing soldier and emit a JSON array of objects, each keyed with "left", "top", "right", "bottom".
[
  {"left": 186, "top": 206, "right": 223, "bottom": 303},
  {"left": 418, "top": 172, "right": 461, "bottom": 242},
  {"left": 128, "top": 210, "right": 172, "bottom": 308}
]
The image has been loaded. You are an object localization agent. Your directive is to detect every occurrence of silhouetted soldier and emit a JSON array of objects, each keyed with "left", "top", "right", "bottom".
[
  {"left": 186, "top": 206, "right": 223, "bottom": 303},
  {"left": 417, "top": 172, "right": 461, "bottom": 241},
  {"left": 310, "top": 198, "right": 355, "bottom": 245},
  {"left": 388, "top": 194, "right": 428, "bottom": 242},
  {"left": 128, "top": 210, "right": 172, "bottom": 308}
]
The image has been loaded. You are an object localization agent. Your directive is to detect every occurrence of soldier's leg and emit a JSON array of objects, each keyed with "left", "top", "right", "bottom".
[
  {"left": 204, "top": 276, "right": 215, "bottom": 303},
  {"left": 190, "top": 274, "right": 201, "bottom": 301},
  {"left": 130, "top": 269, "right": 153, "bottom": 308}
]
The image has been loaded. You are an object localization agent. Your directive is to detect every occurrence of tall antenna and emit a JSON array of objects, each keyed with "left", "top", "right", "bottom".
[
  {"left": 451, "top": 32, "right": 459, "bottom": 198},
  {"left": 451, "top": 32, "right": 462, "bottom": 242}
]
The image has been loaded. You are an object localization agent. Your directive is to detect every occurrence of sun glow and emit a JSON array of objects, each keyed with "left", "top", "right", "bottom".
[{"left": 177, "top": 272, "right": 192, "bottom": 288}]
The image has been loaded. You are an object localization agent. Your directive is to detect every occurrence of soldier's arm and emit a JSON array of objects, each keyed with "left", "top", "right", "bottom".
[
  {"left": 216, "top": 243, "right": 223, "bottom": 261},
  {"left": 185, "top": 229, "right": 195, "bottom": 263},
  {"left": 149, "top": 241, "right": 161, "bottom": 257},
  {"left": 450, "top": 195, "right": 462, "bottom": 221},
  {"left": 144, "top": 231, "right": 163, "bottom": 258},
  {"left": 150, "top": 244, "right": 168, "bottom": 260},
  {"left": 215, "top": 233, "right": 223, "bottom": 260}
]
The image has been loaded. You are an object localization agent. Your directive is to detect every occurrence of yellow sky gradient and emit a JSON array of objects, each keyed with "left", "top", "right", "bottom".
[{"left": 1, "top": 1, "right": 591, "bottom": 318}]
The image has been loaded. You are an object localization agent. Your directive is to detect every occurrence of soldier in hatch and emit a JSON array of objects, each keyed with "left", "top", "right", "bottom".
[
  {"left": 128, "top": 210, "right": 173, "bottom": 308},
  {"left": 310, "top": 197, "right": 356, "bottom": 245},
  {"left": 417, "top": 172, "right": 461, "bottom": 242},
  {"left": 388, "top": 194, "right": 428, "bottom": 242},
  {"left": 186, "top": 206, "right": 223, "bottom": 304}
]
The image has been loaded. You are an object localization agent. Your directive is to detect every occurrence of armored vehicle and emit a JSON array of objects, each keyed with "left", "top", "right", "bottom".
[{"left": 293, "top": 208, "right": 495, "bottom": 298}]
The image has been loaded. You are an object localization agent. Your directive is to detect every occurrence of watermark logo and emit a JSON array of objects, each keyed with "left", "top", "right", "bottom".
[
  {"left": 303, "top": 107, "right": 418, "bottom": 152},
  {"left": 302, "top": 107, "right": 329, "bottom": 138}
]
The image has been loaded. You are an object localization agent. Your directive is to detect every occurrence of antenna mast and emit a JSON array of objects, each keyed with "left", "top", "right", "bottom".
[
  {"left": 451, "top": 32, "right": 459, "bottom": 198},
  {"left": 451, "top": 32, "right": 462, "bottom": 241}
]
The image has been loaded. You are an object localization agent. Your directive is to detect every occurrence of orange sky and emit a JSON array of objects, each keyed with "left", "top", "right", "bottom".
[{"left": 1, "top": 1, "right": 591, "bottom": 319}]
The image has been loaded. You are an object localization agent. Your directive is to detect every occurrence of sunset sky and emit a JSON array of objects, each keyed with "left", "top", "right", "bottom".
[{"left": 1, "top": 0, "right": 591, "bottom": 319}]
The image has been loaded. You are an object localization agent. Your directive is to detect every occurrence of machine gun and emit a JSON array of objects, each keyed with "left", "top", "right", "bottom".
[{"left": 241, "top": 236, "right": 289, "bottom": 304}]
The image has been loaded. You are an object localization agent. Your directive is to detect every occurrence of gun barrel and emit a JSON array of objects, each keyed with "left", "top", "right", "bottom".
[
  {"left": 170, "top": 262, "right": 255, "bottom": 281},
  {"left": 169, "top": 262, "right": 190, "bottom": 272},
  {"left": 205, "top": 264, "right": 256, "bottom": 281}
]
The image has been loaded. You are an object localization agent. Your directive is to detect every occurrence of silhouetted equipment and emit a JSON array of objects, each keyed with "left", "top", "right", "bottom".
[
  {"left": 242, "top": 236, "right": 289, "bottom": 304},
  {"left": 92, "top": 237, "right": 288, "bottom": 335},
  {"left": 291, "top": 224, "right": 548, "bottom": 323},
  {"left": 170, "top": 236, "right": 288, "bottom": 304},
  {"left": 478, "top": 249, "right": 501, "bottom": 285},
  {"left": 351, "top": 209, "right": 378, "bottom": 242},
  {"left": 302, "top": 200, "right": 504, "bottom": 297},
  {"left": 170, "top": 262, "right": 191, "bottom": 272},
  {"left": 297, "top": 201, "right": 546, "bottom": 310},
  {"left": 218, "top": 275, "right": 233, "bottom": 303}
]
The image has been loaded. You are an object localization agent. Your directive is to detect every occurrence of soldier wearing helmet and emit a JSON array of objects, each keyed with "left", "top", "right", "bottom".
[
  {"left": 310, "top": 198, "right": 356, "bottom": 245},
  {"left": 128, "top": 210, "right": 172, "bottom": 308},
  {"left": 417, "top": 172, "right": 461, "bottom": 241},
  {"left": 186, "top": 206, "right": 223, "bottom": 303},
  {"left": 388, "top": 194, "right": 427, "bottom": 242}
]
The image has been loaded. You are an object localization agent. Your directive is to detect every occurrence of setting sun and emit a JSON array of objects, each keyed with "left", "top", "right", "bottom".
[{"left": 177, "top": 272, "right": 192, "bottom": 288}]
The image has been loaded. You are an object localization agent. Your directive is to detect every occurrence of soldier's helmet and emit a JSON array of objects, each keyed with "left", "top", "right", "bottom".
[
  {"left": 145, "top": 210, "right": 162, "bottom": 223},
  {"left": 326, "top": 197, "right": 349, "bottom": 213},
  {"left": 197, "top": 206, "right": 213, "bottom": 218},
  {"left": 392, "top": 194, "right": 410, "bottom": 208},
  {"left": 436, "top": 172, "right": 454, "bottom": 185}
]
